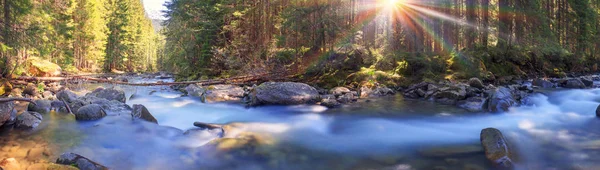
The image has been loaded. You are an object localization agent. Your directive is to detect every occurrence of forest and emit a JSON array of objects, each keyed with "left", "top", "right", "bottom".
[
  {"left": 0, "top": 0, "right": 160, "bottom": 75},
  {"left": 0, "top": 0, "right": 599, "bottom": 88}
]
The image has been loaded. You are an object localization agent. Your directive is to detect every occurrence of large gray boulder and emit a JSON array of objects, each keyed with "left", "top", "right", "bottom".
[
  {"left": 56, "top": 90, "right": 78, "bottom": 103},
  {"left": 0, "top": 101, "right": 16, "bottom": 127},
  {"left": 468, "top": 78, "right": 485, "bottom": 89},
  {"left": 249, "top": 82, "right": 320, "bottom": 106},
  {"left": 131, "top": 104, "right": 157, "bottom": 123},
  {"left": 487, "top": 87, "right": 516, "bottom": 113},
  {"left": 480, "top": 128, "right": 515, "bottom": 169},
  {"left": 15, "top": 111, "right": 42, "bottom": 129},
  {"left": 457, "top": 97, "right": 487, "bottom": 112},
  {"left": 596, "top": 105, "right": 600, "bottom": 118},
  {"left": 580, "top": 77, "right": 594, "bottom": 87},
  {"left": 185, "top": 84, "right": 205, "bottom": 97},
  {"left": 27, "top": 99, "right": 52, "bottom": 114},
  {"left": 433, "top": 86, "right": 467, "bottom": 105},
  {"left": 75, "top": 104, "right": 107, "bottom": 121},
  {"left": 561, "top": 79, "right": 586, "bottom": 89},
  {"left": 201, "top": 85, "right": 244, "bottom": 103},
  {"left": 86, "top": 87, "right": 126, "bottom": 103},
  {"left": 359, "top": 85, "right": 395, "bottom": 98},
  {"left": 56, "top": 153, "right": 108, "bottom": 170}
]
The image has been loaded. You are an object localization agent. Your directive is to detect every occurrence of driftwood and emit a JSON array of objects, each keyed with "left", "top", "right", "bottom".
[
  {"left": 0, "top": 97, "right": 36, "bottom": 105},
  {"left": 12, "top": 73, "right": 290, "bottom": 87},
  {"left": 61, "top": 99, "right": 72, "bottom": 114}
]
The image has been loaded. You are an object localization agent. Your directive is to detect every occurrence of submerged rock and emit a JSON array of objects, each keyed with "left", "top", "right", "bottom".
[
  {"left": 15, "top": 111, "right": 42, "bottom": 129},
  {"left": 131, "top": 104, "right": 157, "bottom": 123},
  {"left": 0, "top": 101, "right": 16, "bottom": 127},
  {"left": 487, "top": 87, "right": 516, "bottom": 113},
  {"left": 56, "top": 153, "right": 108, "bottom": 170},
  {"left": 596, "top": 105, "right": 600, "bottom": 118},
  {"left": 480, "top": 128, "right": 514, "bottom": 169},
  {"left": 75, "top": 104, "right": 106, "bottom": 121},
  {"left": 27, "top": 99, "right": 52, "bottom": 114},
  {"left": 86, "top": 87, "right": 126, "bottom": 103},
  {"left": 248, "top": 82, "right": 320, "bottom": 106}
]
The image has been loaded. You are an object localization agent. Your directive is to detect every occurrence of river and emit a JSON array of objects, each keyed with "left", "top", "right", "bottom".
[{"left": 1, "top": 76, "right": 600, "bottom": 170}]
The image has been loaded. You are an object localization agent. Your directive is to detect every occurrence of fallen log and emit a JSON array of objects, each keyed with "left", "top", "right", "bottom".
[{"left": 0, "top": 97, "right": 36, "bottom": 105}]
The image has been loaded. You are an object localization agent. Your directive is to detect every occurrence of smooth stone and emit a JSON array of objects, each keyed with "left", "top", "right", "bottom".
[
  {"left": 15, "top": 112, "right": 43, "bottom": 129},
  {"left": 480, "top": 128, "right": 514, "bottom": 169},
  {"left": 74, "top": 104, "right": 106, "bottom": 121},
  {"left": 131, "top": 104, "right": 157, "bottom": 123},
  {"left": 56, "top": 152, "right": 108, "bottom": 170}
]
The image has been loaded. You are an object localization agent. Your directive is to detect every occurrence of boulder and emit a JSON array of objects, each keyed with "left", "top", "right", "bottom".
[
  {"left": 26, "top": 57, "right": 61, "bottom": 77},
  {"left": 580, "top": 77, "right": 594, "bottom": 87},
  {"left": 185, "top": 84, "right": 205, "bottom": 97},
  {"left": 480, "top": 128, "right": 514, "bottom": 169},
  {"left": 330, "top": 87, "right": 351, "bottom": 96},
  {"left": 23, "top": 83, "right": 39, "bottom": 97},
  {"left": 46, "top": 82, "right": 63, "bottom": 93},
  {"left": 201, "top": 85, "right": 244, "bottom": 103},
  {"left": 457, "top": 97, "right": 487, "bottom": 112},
  {"left": 86, "top": 87, "right": 126, "bottom": 103},
  {"left": 320, "top": 95, "right": 341, "bottom": 108},
  {"left": 532, "top": 79, "right": 555, "bottom": 88},
  {"left": 42, "top": 91, "right": 54, "bottom": 100},
  {"left": 249, "top": 82, "right": 320, "bottom": 106},
  {"left": 596, "top": 105, "right": 600, "bottom": 118},
  {"left": 75, "top": 104, "right": 106, "bottom": 121},
  {"left": 56, "top": 90, "right": 78, "bottom": 103},
  {"left": 561, "top": 79, "right": 586, "bottom": 89},
  {"left": 468, "top": 78, "right": 485, "bottom": 89},
  {"left": 0, "top": 101, "right": 16, "bottom": 127},
  {"left": 27, "top": 99, "right": 52, "bottom": 114},
  {"left": 360, "top": 85, "right": 395, "bottom": 98},
  {"left": 131, "top": 104, "right": 157, "bottom": 123},
  {"left": 433, "top": 86, "right": 467, "bottom": 105},
  {"left": 56, "top": 153, "right": 108, "bottom": 170},
  {"left": 15, "top": 111, "right": 42, "bottom": 129},
  {"left": 0, "top": 158, "right": 20, "bottom": 170},
  {"left": 336, "top": 92, "right": 358, "bottom": 104},
  {"left": 487, "top": 87, "right": 516, "bottom": 113}
]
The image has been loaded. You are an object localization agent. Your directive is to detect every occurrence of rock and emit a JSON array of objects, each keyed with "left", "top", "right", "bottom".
[
  {"left": 185, "top": 84, "right": 205, "bottom": 97},
  {"left": 15, "top": 111, "right": 42, "bottom": 129},
  {"left": 336, "top": 92, "right": 358, "bottom": 104},
  {"left": 23, "top": 83, "right": 39, "bottom": 97},
  {"left": 56, "top": 153, "right": 108, "bottom": 170},
  {"left": 457, "top": 97, "right": 487, "bottom": 112},
  {"left": 28, "top": 100, "right": 52, "bottom": 114},
  {"left": 114, "top": 76, "right": 129, "bottom": 82},
  {"left": 131, "top": 104, "right": 157, "bottom": 123},
  {"left": 320, "top": 95, "right": 341, "bottom": 108},
  {"left": 330, "top": 87, "right": 351, "bottom": 96},
  {"left": 46, "top": 82, "right": 62, "bottom": 93},
  {"left": 360, "top": 85, "right": 395, "bottom": 98},
  {"left": 26, "top": 163, "right": 79, "bottom": 170},
  {"left": 27, "top": 147, "right": 45, "bottom": 160},
  {"left": 86, "top": 87, "right": 126, "bottom": 103},
  {"left": 201, "top": 85, "right": 244, "bottom": 103},
  {"left": 561, "top": 78, "right": 586, "bottom": 89},
  {"left": 580, "top": 77, "right": 594, "bottom": 87},
  {"left": 0, "top": 101, "right": 16, "bottom": 127},
  {"left": 486, "top": 87, "right": 516, "bottom": 113},
  {"left": 74, "top": 104, "right": 106, "bottom": 121},
  {"left": 42, "top": 91, "right": 54, "bottom": 100},
  {"left": 480, "top": 128, "right": 514, "bottom": 169},
  {"left": 433, "top": 86, "right": 467, "bottom": 105},
  {"left": 249, "top": 82, "right": 320, "bottom": 106},
  {"left": 596, "top": 105, "right": 600, "bottom": 118},
  {"left": 468, "top": 78, "right": 485, "bottom": 89},
  {"left": 56, "top": 90, "right": 78, "bottom": 103},
  {"left": 26, "top": 57, "right": 62, "bottom": 77},
  {"left": 0, "top": 158, "right": 20, "bottom": 170}
]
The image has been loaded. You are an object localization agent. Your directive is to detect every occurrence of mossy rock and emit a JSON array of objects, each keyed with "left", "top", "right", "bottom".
[{"left": 26, "top": 57, "right": 61, "bottom": 77}]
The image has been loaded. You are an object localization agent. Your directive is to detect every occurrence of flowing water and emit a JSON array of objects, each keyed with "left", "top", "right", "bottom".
[{"left": 2, "top": 77, "right": 600, "bottom": 170}]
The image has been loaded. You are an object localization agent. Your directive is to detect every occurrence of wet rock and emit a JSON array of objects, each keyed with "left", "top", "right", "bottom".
[
  {"left": 86, "top": 87, "right": 126, "bottom": 103},
  {"left": 596, "top": 105, "right": 600, "bottom": 118},
  {"left": 185, "top": 84, "right": 204, "bottom": 97},
  {"left": 193, "top": 122, "right": 222, "bottom": 130},
  {"left": 480, "top": 128, "right": 514, "bottom": 169},
  {"left": 360, "top": 85, "right": 395, "bottom": 98},
  {"left": 468, "top": 78, "right": 485, "bottom": 89},
  {"left": 433, "top": 85, "right": 467, "bottom": 105},
  {"left": 419, "top": 145, "right": 483, "bottom": 157},
  {"left": 42, "top": 91, "right": 54, "bottom": 100},
  {"left": 580, "top": 77, "right": 594, "bottom": 87},
  {"left": 330, "top": 87, "right": 351, "bottom": 96},
  {"left": 23, "top": 83, "right": 39, "bottom": 98},
  {"left": 249, "top": 82, "right": 320, "bottom": 106},
  {"left": 457, "top": 97, "right": 487, "bottom": 112},
  {"left": 0, "top": 101, "right": 16, "bottom": 127},
  {"left": 46, "top": 82, "right": 62, "bottom": 93},
  {"left": 27, "top": 163, "right": 79, "bottom": 170},
  {"left": 131, "top": 104, "right": 157, "bottom": 123},
  {"left": 56, "top": 90, "right": 78, "bottom": 103},
  {"left": 560, "top": 78, "right": 586, "bottom": 89},
  {"left": 27, "top": 100, "right": 52, "bottom": 114},
  {"left": 532, "top": 78, "right": 555, "bottom": 88},
  {"left": 114, "top": 76, "right": 129, "bottom": 82},
  {"left": 75, "top": 104, "right": 106, "bottom": 121},
  {"left": 56, "top": 152, "right": 108, "bottom": 170},
  {"left": 15, "top": 111, "right": 42, "bottom": 129},
  {"left": 0, "top": 158, "right": 20, "bottom": 170},
  {"left": 320, "top": 95, "right": 341, "bottom": 108},
  {"left": 486, "top": 87, "right": 516, "bottom": 113},
  {"left": 201, "top": 85, "right": 244, "bottom": 103}
]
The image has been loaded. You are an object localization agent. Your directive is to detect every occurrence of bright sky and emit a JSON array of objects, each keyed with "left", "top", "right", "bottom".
[{"left": 143, "top": 0, "right": 169, "bottom": 20}]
